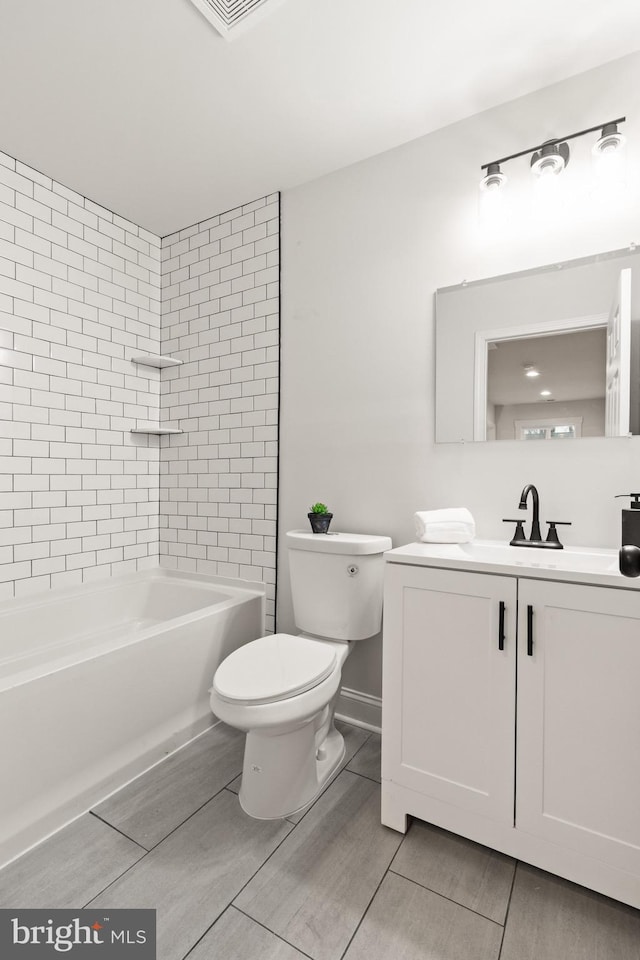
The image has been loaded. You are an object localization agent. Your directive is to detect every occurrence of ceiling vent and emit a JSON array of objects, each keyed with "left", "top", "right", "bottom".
[{"left": 187, "top": 0, "right": 287, "bottom": 40}]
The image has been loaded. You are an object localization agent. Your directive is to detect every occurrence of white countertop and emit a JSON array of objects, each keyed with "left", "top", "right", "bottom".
[{"left": 385, "top": 539, "right": 639, "bottom": 590}]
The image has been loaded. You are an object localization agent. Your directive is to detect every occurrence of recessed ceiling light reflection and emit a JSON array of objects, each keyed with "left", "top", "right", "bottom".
[{"left": 524, "top": 364, "right": 540, "bottom": 378}]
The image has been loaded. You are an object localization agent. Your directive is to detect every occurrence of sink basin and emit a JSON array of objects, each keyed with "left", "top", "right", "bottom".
[{"left": 385, "top": 539, "right": 624, "bottom": 585}]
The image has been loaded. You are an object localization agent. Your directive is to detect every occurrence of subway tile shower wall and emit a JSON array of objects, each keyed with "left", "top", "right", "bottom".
[
  {"left": 0, "top": 146, "right": 280, "bottom": 623},
  {"left": 0, "top": 151, "right": 162, "bottom": 601},
  {"left": 159, "top": 196, "right": 280, "bottom": 631}
]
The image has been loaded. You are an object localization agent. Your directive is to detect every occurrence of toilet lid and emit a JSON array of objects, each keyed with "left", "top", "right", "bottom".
[{"left": 213, "top": 633, "right": 337, "bottom": 706}]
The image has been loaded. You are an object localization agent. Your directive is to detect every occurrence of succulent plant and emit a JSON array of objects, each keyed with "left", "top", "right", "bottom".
[{"left": 309, "top": 502, "right": 330, "bottom": 515}]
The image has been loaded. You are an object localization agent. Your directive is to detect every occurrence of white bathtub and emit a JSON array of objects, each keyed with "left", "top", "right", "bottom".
[{"left": 0, "top": 569, "right": 265, "bottom": 867}]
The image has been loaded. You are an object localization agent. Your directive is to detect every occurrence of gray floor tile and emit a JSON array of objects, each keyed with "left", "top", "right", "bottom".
[
  {"left": 88, "top": 789, "right": 292, "bottom": 960},
  {"left": 0, "top": 814, "right": 145, "bottom": 909},
  {"left": 346, "top": 732, "right": 381, "bottom": 782},
  {"left": 501, "top": 863, "right": 640, "bottom": 960},
  {"left": 391, "top": 820, "right": 515, "bottom": 923},
  {"left": 188, "top": 907, "right": 308, "bottom": 960},
  {"left": 235, "top": 770, "right": 402, "bottom": 960},
  {"left": 343, "top": 872, "right": 503, "bottom": 960},
  {"left": 93, "top": 722, "right": 244, "bottom": 848}
]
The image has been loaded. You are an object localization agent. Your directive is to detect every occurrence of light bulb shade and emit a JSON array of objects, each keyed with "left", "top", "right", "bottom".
[
  {"left": 593, "top": 123, "right": 626, "bottom": 155},
  {"left": 530, "top": 141, "right": 570, "bottom": 177},
  {"left": 479, "top": 162, "right": 507, "bottom": 191}
]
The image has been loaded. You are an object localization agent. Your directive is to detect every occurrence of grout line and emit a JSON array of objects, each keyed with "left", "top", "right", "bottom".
[
  {"left": 140, "top": 779, "right": 241, "bottom": 854},
  {"left": 387, "top": 867, "right": 506, "bottom": 928},
  {"left": 497, "top": 860, "right": 519, "bottom": 959},
  {"left": 230, "top": 905, "right": 317, "bottom": 960},
  {"left": 88, "top": 810, "right": 149, "bottom": 853},
  {"left": 336, "top": 847, "right": 400, "bottom": 959},
  {"left": 82, "top": 767, "right": 249, "bottom": 909},
  {"left": 344, "top": 767, "right": 381, "bottom": 786},
  {"left": 81, "top": 844, "right": 152, "bottom": 908},
  {"left": 178, "top": 903, "right": 233, "bottom": 960}
]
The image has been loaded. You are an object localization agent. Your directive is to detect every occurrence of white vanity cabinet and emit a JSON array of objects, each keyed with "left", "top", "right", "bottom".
[
  {"left": 516, "top": 578, "right": 640, "bottom": 880},
  {"left": 382, "top": 548, "right": 640, "bottom": 909},
  {"left": 382, "top": 563, "right": 517, "bottom": 825}
]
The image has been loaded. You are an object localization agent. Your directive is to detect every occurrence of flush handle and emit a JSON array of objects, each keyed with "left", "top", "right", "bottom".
[{"left": 498, "top": 601, "right": 506, "bottom": 651}]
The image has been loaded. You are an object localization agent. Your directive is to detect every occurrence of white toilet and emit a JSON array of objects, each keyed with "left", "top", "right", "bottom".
[{"left": 210, "top": 529, "right": 392, "bottom": 819}]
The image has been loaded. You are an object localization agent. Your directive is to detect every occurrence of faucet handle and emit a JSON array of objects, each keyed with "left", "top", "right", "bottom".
[
  {"left": 503, "top": 518, "right": 527, "bottom": 545},
  {"left": 545, "top": 521, "right": 571, "bottom": 548}
]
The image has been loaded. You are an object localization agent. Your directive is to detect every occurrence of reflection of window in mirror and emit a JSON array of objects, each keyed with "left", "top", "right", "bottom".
[{"left": 515, "top": 418, "right": 583, "bottom": 440}]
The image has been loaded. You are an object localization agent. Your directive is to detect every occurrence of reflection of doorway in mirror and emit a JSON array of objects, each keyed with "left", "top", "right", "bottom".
[
  {"left": 486, "top": 328, "right": 606, "bottom": 441},
  {"left": 474, "top": 268, "right": 632, "bottom": 440}
]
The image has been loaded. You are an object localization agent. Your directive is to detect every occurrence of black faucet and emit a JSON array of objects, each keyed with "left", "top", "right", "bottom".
[
  {"left": 503, "top": 484, "right": 571, "bottom": 549},
  {"left": 519, "top": 484, "right": 542, "bottom": 542}
]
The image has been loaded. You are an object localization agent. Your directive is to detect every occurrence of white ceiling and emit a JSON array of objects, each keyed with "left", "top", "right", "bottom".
[{"left": 1, "top": 0, "right": 640, "bottom": 236}]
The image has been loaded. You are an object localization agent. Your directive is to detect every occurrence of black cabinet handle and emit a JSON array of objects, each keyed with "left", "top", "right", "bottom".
[
  {"left": 527, "top": 604, "right": 534, "bottom": 656},
  {"left": 498, "top": 601, "right": 505, "bottom": 650}
]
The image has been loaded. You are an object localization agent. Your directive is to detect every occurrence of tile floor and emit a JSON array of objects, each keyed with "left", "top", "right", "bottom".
[{"left": 1, "top": 721, "right": 639, "bottom": 960}]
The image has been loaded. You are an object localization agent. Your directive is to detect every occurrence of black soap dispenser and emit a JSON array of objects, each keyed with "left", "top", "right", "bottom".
[{"left": 616, "top": 494, "right": 640, "bottom": 577}]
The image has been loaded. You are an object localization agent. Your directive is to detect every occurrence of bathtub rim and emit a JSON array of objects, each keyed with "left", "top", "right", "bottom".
[
  {"left": 0, "top": 567, "right": 266, "bottom": 693},
  {"left": 0, "top": 566, "right": 265, "bottom": 619}
]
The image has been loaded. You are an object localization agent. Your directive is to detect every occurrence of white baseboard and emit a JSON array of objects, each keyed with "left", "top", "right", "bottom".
[{"left": 335, "top": 687, "right": 382, "bottom": 733}]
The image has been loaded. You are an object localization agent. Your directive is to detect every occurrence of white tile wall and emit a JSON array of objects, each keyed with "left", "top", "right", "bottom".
[
  {"left": 0, "top": 150, "right": 280, "bottom": 619},
  {"left": 159, "top": 195, "right": 280, "bottom": 630},
  {"left": 0, "top": 152, "right": 162, "bottom": 601}
]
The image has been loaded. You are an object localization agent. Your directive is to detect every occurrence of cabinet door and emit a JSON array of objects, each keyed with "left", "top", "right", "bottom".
[
  {"left": 517, "top": 578, "right": 640, "bottom": 875},
  {"left": 382, "top": 563, "right": 517, "bottom": 824}
]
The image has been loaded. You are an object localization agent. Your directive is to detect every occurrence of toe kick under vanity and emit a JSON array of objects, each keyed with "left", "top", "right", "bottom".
[{"left": 381, "top": 540, "right": 640, "bottom": 909}]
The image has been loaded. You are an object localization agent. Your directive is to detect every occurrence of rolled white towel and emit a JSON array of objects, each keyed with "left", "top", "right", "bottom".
[{"left": 414, "top": 508, "right": 476, "bottom": 544}]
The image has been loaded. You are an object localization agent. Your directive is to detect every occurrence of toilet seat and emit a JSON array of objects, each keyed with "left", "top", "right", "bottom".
[{"left": 213, "top": 633, "right": 337, "bottom": 706}]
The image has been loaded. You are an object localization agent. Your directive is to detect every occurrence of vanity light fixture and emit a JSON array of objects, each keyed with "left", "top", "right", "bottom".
[
  {"left": 479, "top": 116, "right": 626, "bottom": 191},
  {"left": 479, "top": 162, "right": 507, "bottom": 192},
  {"left": 530, "top": 141, "right": 570, "bottom": 178},
  {"left": 593, "top": 121, "right": 626, "bottom": 156}
]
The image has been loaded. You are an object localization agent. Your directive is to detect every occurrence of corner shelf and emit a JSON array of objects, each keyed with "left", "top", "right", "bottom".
[
  {"left": 130, "top": 354, "right": 183, "bottom": 435},
  {"left": 130, "top": 427, "right": 183, "bottom": 436},
  {"left": 131, "top": 354, "right": 183, "bottom": 369}
]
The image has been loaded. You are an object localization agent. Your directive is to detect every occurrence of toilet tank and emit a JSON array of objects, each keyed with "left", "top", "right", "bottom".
[{"left": 286, "top": 530, "right": 392, "bottom": 641}]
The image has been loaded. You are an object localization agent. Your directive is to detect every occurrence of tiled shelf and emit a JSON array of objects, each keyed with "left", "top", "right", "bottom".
[
  {"left": 131, "top": 355, "right": 183, "bottom": 368},
  {"left": 130, "top": 428, "right": 183, "bottom": 436}
]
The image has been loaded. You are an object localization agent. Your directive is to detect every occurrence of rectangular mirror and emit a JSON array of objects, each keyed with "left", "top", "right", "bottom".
[{"left": 435, "top": 247, "right": 640, "bottom": 442}]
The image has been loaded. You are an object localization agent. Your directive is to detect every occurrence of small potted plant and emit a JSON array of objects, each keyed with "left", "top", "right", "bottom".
[{"left": 308, "top": 502, "right": 333, "bottom": 534}]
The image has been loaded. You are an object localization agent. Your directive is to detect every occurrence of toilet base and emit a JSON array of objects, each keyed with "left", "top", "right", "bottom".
[{"left": 238, "top": 719, "right": 345, "bottom": 819}]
